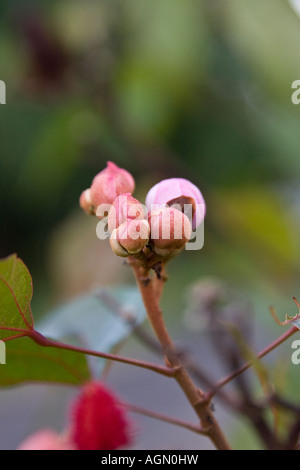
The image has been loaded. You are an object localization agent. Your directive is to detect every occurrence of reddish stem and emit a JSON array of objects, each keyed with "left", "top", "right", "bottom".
[
  {"left": 29, "top": 331, "right": 175, "bottom": 378},
  {"left": 124, "top": 403, "right": 208, "bottom": 435},
  {"left": 206, "top": 326, "right": 298, "bottom": 400},
  {"left": 131, "top": 261, "right": 231, "bottom": 451}
]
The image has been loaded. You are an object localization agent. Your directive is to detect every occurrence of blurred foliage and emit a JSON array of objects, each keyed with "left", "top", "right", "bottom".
[
  {"left": 39, "top": 286, "right": 147, "bottom": 376},
  {"left": 0, "top": 0, "right": 300, "bottom": 449}
]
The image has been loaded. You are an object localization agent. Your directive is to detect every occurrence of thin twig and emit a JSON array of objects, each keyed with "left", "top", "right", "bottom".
[
  {"left": 124, "top": 403, "right": 209, "bottom": 435},
  {"left": 206, "top": 326, "right": 298, "bottom": 400}
]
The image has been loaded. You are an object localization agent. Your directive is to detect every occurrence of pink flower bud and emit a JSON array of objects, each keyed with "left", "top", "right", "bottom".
[
  {"left": 17, "top": 429, "right": 74, "bottom": 451},
  {"left": 110, "top": 219, "right": 150, "bottom": 257},
  {"left": 107, "top": 193, "right": 146, "bottom": 233},
  {"left": 79, "top": 189, "right": 95, "bottom": 215},
  {"left": 90, "top": 162, "right": 135, "bottom": 209},
  {"left": 70, "top": 381, "right": 132, "bottom": 451},
  {"left": 148, "top": 207, "right": 192, "bottom": 257},
  {"left": 145, "top": 178, "right": 206, "bottom": 230}
]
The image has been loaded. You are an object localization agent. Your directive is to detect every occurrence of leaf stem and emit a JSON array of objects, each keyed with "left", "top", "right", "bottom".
[{"left": 28, "top": 331, "right": 175, "bottom": 378}]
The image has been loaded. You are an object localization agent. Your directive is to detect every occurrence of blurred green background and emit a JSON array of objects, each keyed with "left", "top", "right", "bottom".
[{"left": 0, "top": 0, "right": 300, "bottom": 450}]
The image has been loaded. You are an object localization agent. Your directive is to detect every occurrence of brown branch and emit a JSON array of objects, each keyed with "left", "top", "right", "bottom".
[
  {"left": 269, "top": 394, "right": 300, "bottom": 414},
  {"left": 286, "top": 412, "right": 300, "bottom": 450},
  {"left": 95, "top": 285, "right": 299, "bottom": 449},
  {"left": 131, "top": 260, "right": 231, "bottom": 451},
  {"left": 152, "top": 262, "right": 168, "bottom": 302}
]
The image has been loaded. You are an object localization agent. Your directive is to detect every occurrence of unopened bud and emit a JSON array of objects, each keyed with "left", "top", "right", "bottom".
[
  {"left": 110, "top": 219, "right": 150, "bottom": 257},
  {"left": 79, "top": 189, "right": 95, "bottom": 215},
  {"left": 148, "top": 207, "right": 192, "bottom": 257},
  {"left": 107, "top": 193, "right": 146, "bottom": 233},
  {"left": 90, "top": 162, "right": 135, "bottom": 209}
]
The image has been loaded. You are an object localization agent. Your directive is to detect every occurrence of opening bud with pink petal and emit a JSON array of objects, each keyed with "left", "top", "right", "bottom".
[
  {"left": 90, "top": 162, "right": 135, "bottom": 211},
  {"left": 148, "top": 207, "right": 192, "bottom": 257},
  {"left": 145, "top": 178, "right": 205, "bottom": 230},
  {"left": 110, "top": 219, "right": 150, "bottom": 257}
]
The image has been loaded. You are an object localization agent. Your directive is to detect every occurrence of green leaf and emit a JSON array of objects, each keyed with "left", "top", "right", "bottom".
[
  {"left": 0, "top": 254, "right": 34, "bottom": 340},
  {"left": 38, "top": 287, "right": 146, "bottom": 376},
  {"left": 0, "top": 337, "right": 90, "bottom": 387}
]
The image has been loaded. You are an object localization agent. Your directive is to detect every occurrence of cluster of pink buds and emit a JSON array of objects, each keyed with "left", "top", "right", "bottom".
[
  {"left": 80, "top": 162, "right": 206, "bottom": 262},
  {"left": 18, "top": 381, "right": 132, "bottom": 451}
]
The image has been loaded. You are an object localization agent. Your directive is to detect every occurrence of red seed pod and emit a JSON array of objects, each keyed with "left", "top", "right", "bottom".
[{"left": 70, "top": 381, "right": 132, "bottom": 451}]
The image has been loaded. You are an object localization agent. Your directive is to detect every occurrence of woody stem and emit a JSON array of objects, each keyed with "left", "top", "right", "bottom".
[{"left": 131, "top": 261, "right": 231, "bottom": 451}]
